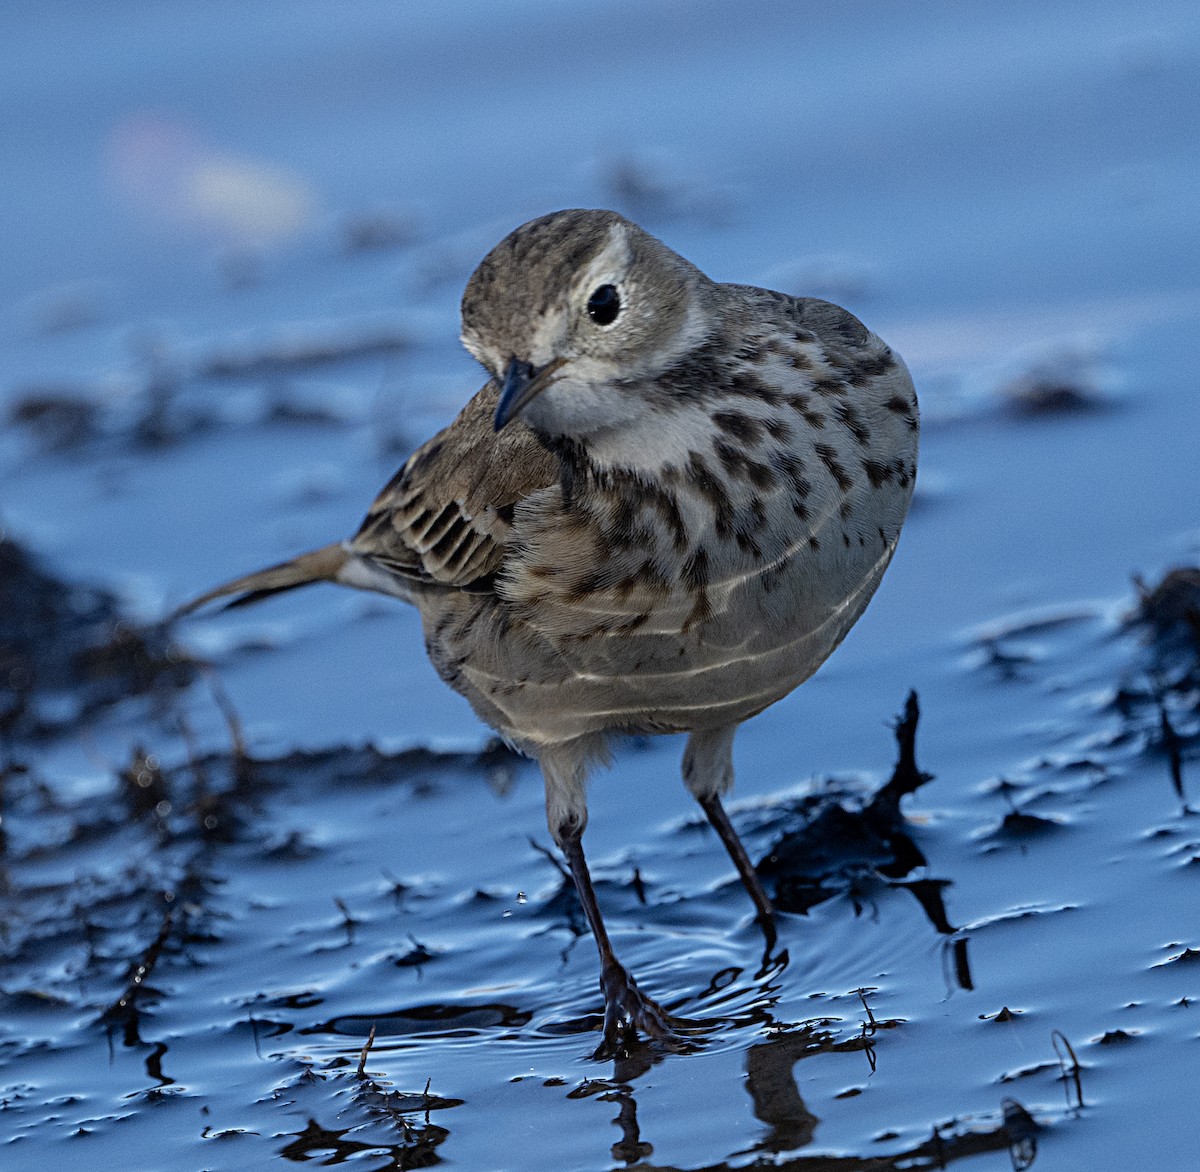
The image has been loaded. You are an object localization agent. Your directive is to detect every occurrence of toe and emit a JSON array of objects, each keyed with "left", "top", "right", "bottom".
[{"left": 594, "top": 963, "right": 706, "bottom": 1058}]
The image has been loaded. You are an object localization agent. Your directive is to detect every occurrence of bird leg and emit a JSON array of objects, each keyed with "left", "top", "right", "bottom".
[
  {"left": 556, "top": 822, "right": 686, "bottom": 1057},
  {"left": 696, "top": 791, "right": 778, "bottom": 953},
  {"left": 684, "top": 727, "right": 778, "bottom": 953}
]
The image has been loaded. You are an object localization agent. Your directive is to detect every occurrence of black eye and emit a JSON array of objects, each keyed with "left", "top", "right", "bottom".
[{"left": 586, "top": 284, "right": 621, "bottom": 326}]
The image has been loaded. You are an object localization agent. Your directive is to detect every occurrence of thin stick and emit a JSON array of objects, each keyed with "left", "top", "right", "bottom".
[
  {"left": 1051, "top": 1029, "right": 1084, "bottom": 1111},
  {"left": 356, "top": 1023, "right": 377, "bottom": 1079}
]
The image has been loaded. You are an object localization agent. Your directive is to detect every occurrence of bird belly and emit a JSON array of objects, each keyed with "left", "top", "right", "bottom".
[{"left": 415, "top": 531, "right": 898, "bottom": 748}]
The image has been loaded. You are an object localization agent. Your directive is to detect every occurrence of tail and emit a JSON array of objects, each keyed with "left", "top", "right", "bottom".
[{"left": 174, "top": 542, "right": 350, "bottom": 619}]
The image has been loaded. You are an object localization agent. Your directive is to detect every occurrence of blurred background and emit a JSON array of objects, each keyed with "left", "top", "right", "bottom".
[{"left": 2, "top": 2, "right": 1199, "bottom": 1169}]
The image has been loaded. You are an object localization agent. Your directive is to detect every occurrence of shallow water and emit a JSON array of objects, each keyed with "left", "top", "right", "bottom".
[{"left": 2, "top": 2, "right": 1200, "bottom": 1169}]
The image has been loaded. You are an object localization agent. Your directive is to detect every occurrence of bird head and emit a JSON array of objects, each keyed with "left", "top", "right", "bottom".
[{"left": 459, "top": 209, "right": 714, "bottom": 439}]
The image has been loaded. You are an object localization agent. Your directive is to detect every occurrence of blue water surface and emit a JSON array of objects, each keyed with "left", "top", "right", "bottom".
[{"left": 2, "top": 2, "right": 1199, "bottom": 1169}]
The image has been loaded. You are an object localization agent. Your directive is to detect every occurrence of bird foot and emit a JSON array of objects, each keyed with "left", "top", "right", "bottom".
[{"left": 593, "top": 962, "right": 701, "bottom": 1059}]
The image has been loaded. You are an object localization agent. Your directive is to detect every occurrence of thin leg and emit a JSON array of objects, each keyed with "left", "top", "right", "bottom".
[
  {"left": 539, "top": 739, "right": 690, "bottom": 1057},
  {"left": 684, "top": 727, "right": 778, "bottom": 951},
  {"left": 558, "top": 823, "right": 684, "bottom": 1056},
  {"left": 696, "top": 791, "right": 778, "bottom": 953}
]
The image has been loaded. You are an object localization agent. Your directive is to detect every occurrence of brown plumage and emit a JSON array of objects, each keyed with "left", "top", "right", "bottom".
[{"left": 178, "top": 209, "right": 918, "bottom": 1057}]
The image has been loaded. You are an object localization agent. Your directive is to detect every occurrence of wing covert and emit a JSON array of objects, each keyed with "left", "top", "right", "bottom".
[{"left": 351, "top": 380, "right": 558, "bottom": 587}]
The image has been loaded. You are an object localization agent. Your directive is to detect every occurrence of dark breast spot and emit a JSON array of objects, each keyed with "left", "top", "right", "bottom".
[
  {"left": 682, "top": 547, "right": 710, "bottom": 588},
  {"left": 735, "top": 530, "right": 764, "bottom": 558},
  {"left": 734, "top": 340, "right": 767, "bottom": 364},
  {"left": 833, "top": 400, "right": 871, "bottom": 446},
  {"left": 773, "top": 451, "right": 812, "bottom": 498},
  {"left": 686, "top": 452, "right": 736, "bottom": 539},
  {"left": 614, "top": 559, "right": 671, "bottom": 602},
  {"left": 725, "top": 371, "right": 783, "bottom": 406},
  {"left": 787, "top": 393, "right": 825, "bottom": 429},
  {"left": 811, "top": 377, "right": 847, "bottom": 397},
  {"left": 607, "top": 495, "right": 639, "bottom": 547},
  {"left": 815, "top": 443, "right": 853, "bottom": 492},
  {"left": 861, "top": 458, "right": 894, "bottom": 488},
  {"left": 712, "top": 410, "right": 765, "bottom": 444},
  {"left": 885, "top": 393, "right": 919, "bottom": 430},
  {"left": 846, "top": 349, "right": 898, "bottom": 385},
  {"left": 747, "top": 461, "right": 777, "bottom": 491},
  {"left": 645, "top": 482, "right": 688, "bottom": 553},
  {"left": 713, "top": 439, "right": 778, "bottom": 491}
]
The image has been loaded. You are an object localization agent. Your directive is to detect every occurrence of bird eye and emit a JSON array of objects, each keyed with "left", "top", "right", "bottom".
[{"left": 586, "top": 284, "right": 621, "bottom": 326}]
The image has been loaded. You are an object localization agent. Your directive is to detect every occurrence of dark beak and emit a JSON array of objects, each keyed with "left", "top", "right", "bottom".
[{"left": 493, "top": 356, "right": 566, "bottom": 431}]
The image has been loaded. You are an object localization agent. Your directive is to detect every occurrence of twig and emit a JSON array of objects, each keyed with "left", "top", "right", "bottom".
[
  {"left": 630, "top": 866, "right": 647, "bottom": 905},
  {"left": 855, "top": 986, "right": 879, "bottom": 1029},
  {"left": 1051, "top": 1029, "right": 1084, "bottom": 1111},
  {"left": 528, "top": 836, "right": 571, "bottom": 883},
  {"left": 334, "top": 896, "right": 357, "bottom": 946},
  {"left": 1001, "top": 1096, "right": 1039, "bottom": 1171},
  {"left": 875, "top": 691, "right": 935, "bottom": 810},
  {"left": 100, "top": 899, "right": 175, "bottom": 1045},
  {"left": 203, "top": 665, "right": 250, "bottom": 774},
  {"left": 356, "top": 1023, "right": 377, "bottom": 1079},
  {"left": 1156, "top": 698, "right": 1190, "bottom": 814}
]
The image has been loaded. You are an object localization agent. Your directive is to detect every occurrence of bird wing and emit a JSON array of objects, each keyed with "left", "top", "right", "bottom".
[{"left": 351, "top": 379, "right": 559, "bottom": 587}]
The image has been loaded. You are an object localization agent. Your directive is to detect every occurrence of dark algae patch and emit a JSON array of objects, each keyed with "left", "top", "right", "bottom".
[
  {"left": 0, "top": 534, "right": 194, "bottom": 740},
  {"left": 756, "top": 693, "right": 947, "bottom": 922}
]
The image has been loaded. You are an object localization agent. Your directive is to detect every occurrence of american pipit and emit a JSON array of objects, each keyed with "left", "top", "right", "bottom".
[{"left": 180, "top": 209, "right": 919, "bottom": 1056}]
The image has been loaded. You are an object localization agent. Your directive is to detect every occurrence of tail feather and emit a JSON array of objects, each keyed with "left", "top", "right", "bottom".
[{"left": 174, "top": 542, "right": 349, "bottom": 619}]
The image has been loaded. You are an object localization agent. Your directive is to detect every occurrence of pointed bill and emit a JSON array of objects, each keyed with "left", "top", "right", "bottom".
[{"left": 494, "top": 356, "right": 567, "bottom": 431}]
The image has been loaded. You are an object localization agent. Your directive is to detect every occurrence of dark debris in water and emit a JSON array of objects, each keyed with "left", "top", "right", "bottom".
[
  {"left": 1132, "top": 567, "right": 1200, "bottom": 649},
  {"left": 998, "top": 349, "right": 1110, "bottom": 419},
  {"left": 971, "top": 568, "right": 1200, "bottom": 816},
  {"left": 1002, "top": 376, "right": 1106, "bottom": 418},
  {"left": 6, "top": 314, "right": 410, "bottom": 462},
  {"left": 309, "top": 1003, "right": 532, "bottom": 1040},
  {"left": 341, "top": 208, "right": 420, "bottom": 254},
  {"left": 278, "top": 1115, "right": 450, "bottom": 1170},
  {"left": 0, "top": 534, "right": 195, "bottom": 740},
  {"left": 198, "top": 322, "right": 407, "bottom": 381},
  {"left": 1127, "top": 566, "right": 1200, "bottom": 811},
  {"left": 755, "top": 693, "right": 951, "bottom": 931},
  {"left": 0, "top": 729, "right": 524, "bottom": 1048},
  {"left": 7, "top": 386, "right": 102, "bottom": 451}
]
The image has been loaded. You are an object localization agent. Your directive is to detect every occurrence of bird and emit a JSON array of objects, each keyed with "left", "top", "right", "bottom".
[{"left": 177, "top": 209, "right": 919, "bottom": 1057}]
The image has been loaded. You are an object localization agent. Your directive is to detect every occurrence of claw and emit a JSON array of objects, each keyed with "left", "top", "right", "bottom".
[{"left": 592, "top": 963, "right": 704, "bottom": 1059}]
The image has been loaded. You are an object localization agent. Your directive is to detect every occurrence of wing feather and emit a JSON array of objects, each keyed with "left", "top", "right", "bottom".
[{"left": 350, "top": 380, "right": 558, "bottom": 587}]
